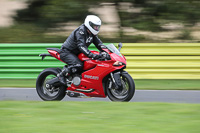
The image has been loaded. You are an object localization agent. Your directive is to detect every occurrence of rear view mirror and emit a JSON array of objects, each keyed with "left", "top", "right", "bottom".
[{"left": 118, "top": 43, "right": 123, "bottom": 51}]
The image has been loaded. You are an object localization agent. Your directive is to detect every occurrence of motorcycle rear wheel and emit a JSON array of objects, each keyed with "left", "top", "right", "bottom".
[
  {"left": 106, "top": 72, "right": 135, "bottom": 102},
  {"left": 36, "top": 68, "right": 66, "bottom": 101}
]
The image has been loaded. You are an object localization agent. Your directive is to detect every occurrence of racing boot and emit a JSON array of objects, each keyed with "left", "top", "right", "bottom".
[{"left": 57, "top": 66, "right": 69, "bottom": 86}]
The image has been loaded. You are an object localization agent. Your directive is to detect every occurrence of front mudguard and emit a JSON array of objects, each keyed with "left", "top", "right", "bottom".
[
  {"left": 103, "top": 71, "right": 128, "bottom": 95},
  {"left": 112, "top": 71, "right": 128, "bottom": 89}
]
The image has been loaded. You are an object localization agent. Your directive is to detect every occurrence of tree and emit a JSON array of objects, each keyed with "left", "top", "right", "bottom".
[
  {"left": 118, "top": 0, "right": 200, "bottom": 31},
  {"left": 14, "top": 0, "right": 90, "bottom": 29}
]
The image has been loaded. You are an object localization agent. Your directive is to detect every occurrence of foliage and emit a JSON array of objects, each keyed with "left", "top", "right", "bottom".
[
  {"left": 15, "top": 0, "right": 200, "bottom": 29},
  {"left": 119, "top": 11, "right": 162, "bottom": 32},
  {"left": 0, "top": 24, "right": 66, "bottom": 43},
  {"left": 118, "top": 0, "right": 200, "bottom": 32},
  {"left": 14, "top": 0, "right": 90, "bottom": 28},
  {"left": 0, "top": 0, "right": 199, "bottom": 42},
  {"left": 144, "top": 0, "right": 200, "bottom": 25},
  {"left": 177, "top": 29, "right": 193, "bottom": 40}
]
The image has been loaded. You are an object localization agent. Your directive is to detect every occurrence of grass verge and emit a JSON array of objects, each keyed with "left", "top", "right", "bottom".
[
  {"left": 0, "top": 79, "right": 200, "bottom": 90},
  {"left": 0, "top": 101, "right": 199, "bottom": 133},
  {"left": 135, "top": 79, "right": 200, "bottom": 90}
]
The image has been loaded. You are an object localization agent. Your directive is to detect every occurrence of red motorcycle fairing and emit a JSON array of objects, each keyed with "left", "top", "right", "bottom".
[
  {"left": 110, "top": 53, "right": 126, "bottom": 65},
  {"left": 68, "top": 50, "right": 126, "bottom": 97},
  {"left": 67, "top": 62, "right": 125, "bottom": 97},
  {"left": 47, "top": 50, "right": 64, "bottom": 63},
  {"left": 48, "top": 49, "right": 126, "bottom": 98},
  {"left": 78, "top": 50, "right": 99, "bottom": 70}
]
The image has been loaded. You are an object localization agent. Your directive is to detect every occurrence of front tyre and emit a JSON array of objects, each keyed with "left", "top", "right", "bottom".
[
  {"left": 36, "top": 68, "right": 66, "bottom": 101},
  {"left": 106, "top": 72, "right": 135, "bottom": 102}
]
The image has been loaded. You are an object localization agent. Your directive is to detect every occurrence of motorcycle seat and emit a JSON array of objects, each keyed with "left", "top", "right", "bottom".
[{"left": 46, "top": 48, "right": 62, "bottom": 53}]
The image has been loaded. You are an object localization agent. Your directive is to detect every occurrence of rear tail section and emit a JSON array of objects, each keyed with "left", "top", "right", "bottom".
[{"left": 39, "top": 48, "right": 65, "bottom": 63}]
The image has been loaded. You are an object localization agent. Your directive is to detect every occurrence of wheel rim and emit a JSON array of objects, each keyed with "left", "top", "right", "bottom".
[
  {"left": 110, "top": 77, "right": 130, "bottom": 99},
  {"left": 42, "top": 75, "right": 60, "bottom": 98}
]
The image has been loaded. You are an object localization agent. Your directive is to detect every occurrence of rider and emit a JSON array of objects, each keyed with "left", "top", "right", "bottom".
[{"left": 58, "top": 15, "right": 106, "bottom": 85}]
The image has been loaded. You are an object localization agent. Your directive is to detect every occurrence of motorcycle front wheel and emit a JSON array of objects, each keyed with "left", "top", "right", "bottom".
[
  {"left": 106, "top": 72, "right": 135, "bottom": 102},
  {"left": 36, "top": 68, "right": 66, "bottom": 101}
]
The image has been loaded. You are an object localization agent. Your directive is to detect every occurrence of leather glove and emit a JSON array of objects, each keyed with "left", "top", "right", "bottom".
[{"left": 99, "top": 52, "right": 110, "bottom": 60}]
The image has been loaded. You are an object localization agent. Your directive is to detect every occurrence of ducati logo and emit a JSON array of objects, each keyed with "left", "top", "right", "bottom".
[{"left": 84, "top": 75, "right": 99, "bottom": 80}]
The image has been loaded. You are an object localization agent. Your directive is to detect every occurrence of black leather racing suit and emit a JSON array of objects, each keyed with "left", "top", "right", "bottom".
[{"left": 60, "top": 24, "right": 103, "bottom": 74}]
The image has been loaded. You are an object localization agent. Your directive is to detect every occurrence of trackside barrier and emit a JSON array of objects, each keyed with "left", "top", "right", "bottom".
[{"left": 0, "top": 43, "right": 200, "bottom": 79}]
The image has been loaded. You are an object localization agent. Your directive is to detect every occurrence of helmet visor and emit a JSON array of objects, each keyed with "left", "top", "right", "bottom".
[{"left": 89, "top": 21, "right": 100, "bottom": 31}]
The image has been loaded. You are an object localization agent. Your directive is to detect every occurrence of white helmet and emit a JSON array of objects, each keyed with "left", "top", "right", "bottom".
[{"left": 84, "top": 15, "right": 101, "bottom": 35}]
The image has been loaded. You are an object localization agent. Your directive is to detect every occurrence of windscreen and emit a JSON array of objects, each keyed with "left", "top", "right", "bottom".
[{"left": 106, "top": 44, "right": 122, "bottom": 57}]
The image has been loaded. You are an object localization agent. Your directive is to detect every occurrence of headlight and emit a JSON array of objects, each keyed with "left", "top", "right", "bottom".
[{"left": 113, "top": 61, "right": 123, "bottom": 66}]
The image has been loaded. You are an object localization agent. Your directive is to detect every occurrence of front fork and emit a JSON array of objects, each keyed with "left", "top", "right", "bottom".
[{"left": 109, "top": 72, "right": 123, "bottom": 89}]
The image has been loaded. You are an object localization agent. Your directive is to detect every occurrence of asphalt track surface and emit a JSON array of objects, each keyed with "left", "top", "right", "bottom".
[{"left": 0, "top": 88, "right": 200, "bottom": 103}]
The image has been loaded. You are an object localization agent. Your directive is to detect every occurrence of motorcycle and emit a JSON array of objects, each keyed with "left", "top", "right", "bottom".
[{"left": 36, "top": 43, "right": 135, "bottom": 102}]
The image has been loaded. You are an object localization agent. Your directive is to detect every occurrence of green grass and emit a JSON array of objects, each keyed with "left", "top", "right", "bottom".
[
  {"left": 135, "top": 79, "right": 200, "bottom": 90},
  {"left": 0, "top": 79, "right": 200, "bottom": 90},
  {"left": 0, "top": 79, "right": 36, "bottom": 88},
  {"left": 0, "top": 101, "right": 199, "bottom": 133}
]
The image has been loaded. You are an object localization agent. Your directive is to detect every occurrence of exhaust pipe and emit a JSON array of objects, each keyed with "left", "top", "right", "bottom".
[
  {"left": 66, "top": 90, "right": 88, "bottom": 98},
  {"left": 75, "top": 89, "right": 94, "bottom": 93}
]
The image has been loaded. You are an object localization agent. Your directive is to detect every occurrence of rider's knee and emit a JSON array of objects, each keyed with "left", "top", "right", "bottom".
[{"left": 69, "top": 63, "right": 83, "bottom": 74}]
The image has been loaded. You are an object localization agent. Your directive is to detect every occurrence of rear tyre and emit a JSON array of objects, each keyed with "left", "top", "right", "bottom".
[
  {"left": 106, "top": 72, "right": 135, "bottom": 102},
  {"left": 36, "top": 68, "right": 66, "bottom": 101}
]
